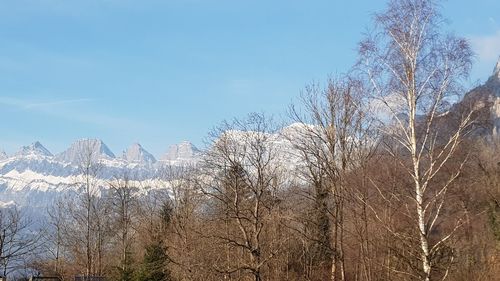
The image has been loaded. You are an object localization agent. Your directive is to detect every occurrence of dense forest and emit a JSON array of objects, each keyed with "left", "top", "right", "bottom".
[{"left": 1, "top": 0, "right": 499, "bottom": 280}]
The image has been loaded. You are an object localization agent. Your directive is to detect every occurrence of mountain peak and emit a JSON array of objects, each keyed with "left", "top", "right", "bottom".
[
  {"left": 56, "top": 138, "right": 115, "bottom": 164},
  {"left": 161, "top": 141, "right": 200, "bottom": 162},
  {"left": 15, "top": 141, "right": 53, "bottom": 157},
  {"left": 131, "top": 142, "right": 141, "bottom": 149},
  {"left": 483, "top": 57, "right": 500, "bottom": 96},
  {"left": 122, "top": 143, "right": 156, "bottom": 164},
  {"left": 0, "top": 150, "right": 8, "bottom": 160},
  {"left": 494, "top": 56, "right": 500, "bottom": 79}
]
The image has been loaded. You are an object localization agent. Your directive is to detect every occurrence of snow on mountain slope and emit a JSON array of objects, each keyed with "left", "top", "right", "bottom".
[
  {"left": 0, "top": 200, "right": 15, "bottom": 208},
  {"left": 4, "top": 56, "right": 500, "bottom": 210},
  {"left": 0, "top": 60, "right": 499, "bottom": 236},
  {"left": 0, "top": 130, "right": 305, "bottom": 202},
  {"left": 0, "top": 140, "right": 202, "bottom": 194}
]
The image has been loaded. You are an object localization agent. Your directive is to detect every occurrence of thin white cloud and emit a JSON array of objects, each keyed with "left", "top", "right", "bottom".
[
  {"left": 0, "top": 97, "right": 93, "bottom": 110},
  {"left": 470, "top": 30, "right": 500, "bottom": 62},
  {"left": 0, "top": 96, "right": 144, "bottom": 130},
  {"left": 24, "top": 98, "right": 94, "bottom": 109}
]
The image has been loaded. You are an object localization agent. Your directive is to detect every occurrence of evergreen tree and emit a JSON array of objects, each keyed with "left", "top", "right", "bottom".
[
  {"left": 136, "top": 241, "right": 171, "bottom": 281},
  {"left": 136, "top": 200, "right": 173, "bottom": 281}
]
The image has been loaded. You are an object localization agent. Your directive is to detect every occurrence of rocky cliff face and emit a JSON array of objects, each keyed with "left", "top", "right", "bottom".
[
  {"left": 122, "top": 143, "right": 157, "bottom": 164},
  {"left": 15, "top": 141, "right": 53, "bottom": 157},
  {"left": 458, "top": 57, "right": 500, "bottom": 137},
  {"left": 56, "top": 139, "right": 116, "bottom": 164},
  {"left": 160, "top": 141, "right": 201, "bottom": 165}
]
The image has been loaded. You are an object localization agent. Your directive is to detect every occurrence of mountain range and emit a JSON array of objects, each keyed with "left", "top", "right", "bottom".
[
  {"left": 0, "top": 139, "right": 201, "bottom": 207},
  {"left": 1, "top": 58, "right": 500, "bottom": 209},
  {"left": 1, "top": 139, "right": 200, "bottom": 165}
]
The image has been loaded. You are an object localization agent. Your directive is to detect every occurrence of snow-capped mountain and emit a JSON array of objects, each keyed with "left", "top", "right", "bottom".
[
  {"left": 56, "top": 139, "right": 116, "bottom": 164},
  {"left": 2, "top": 58, "right": 500, "bottom": 211},
  {"left": 0, "top": 140, "right": 202, "bottom": 207},
  {"left": 122, "top": 143, "right": 156, "bottom": 164},
  {"left": 15, "top": 141, "right": 53, "bottom": 157},
  {"left": 160, "top": 141, "right": 201, "bottom": 165}
]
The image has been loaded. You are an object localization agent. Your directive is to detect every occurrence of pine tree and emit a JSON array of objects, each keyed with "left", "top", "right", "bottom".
[
  {"left": 136, "top": 201, "right": 173, "bottom": 281},
  {"left": 136, "top": 241, "right": 171, "bottom": 281}
]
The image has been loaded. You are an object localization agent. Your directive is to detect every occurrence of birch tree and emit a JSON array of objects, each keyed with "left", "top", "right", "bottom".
[{"left": 358, "top": 0, "right": 474, "bottom": 280}]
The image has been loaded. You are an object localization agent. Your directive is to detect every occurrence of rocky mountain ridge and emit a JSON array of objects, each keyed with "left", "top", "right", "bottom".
[{"left": 2, "top": 59, "right": 500, "bottom": 209}]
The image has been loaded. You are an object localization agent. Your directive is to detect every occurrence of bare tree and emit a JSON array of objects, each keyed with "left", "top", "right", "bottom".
[
  {"left": 157, "top": 165, "right": 203, "bottom": 280},
  {"left": 288, "top": 76, "right": 374, "bottom": 281},
  {"left": 79, "top": 141, "right": 102, "bottom": 277},
  {"left": 200, "top": 113, "right": 285, "bottom": 281},
  {"left": 358, "top": 0, "right": 474, "bottom": 279},
  {"left": 133, "top": 177, "right": 174, "bottom": 281},
  {"left": 108, "top": 172, "right": 139, "bottom": 281},
  {"left": 45, "top": 197, "right": 68, "bottom": 277},
  {"left": 61, "top": 139, "right": 109, "bottom": 278},
  {"left": 0, "top": 206, "right": 43, "bottom": 277}
]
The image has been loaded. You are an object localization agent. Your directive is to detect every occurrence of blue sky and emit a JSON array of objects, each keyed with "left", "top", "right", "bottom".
[{"left": 0, "top": 0, "right": 499, "bottom": 157}]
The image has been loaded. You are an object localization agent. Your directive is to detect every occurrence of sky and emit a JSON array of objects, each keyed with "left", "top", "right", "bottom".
[{"left": 0, "top": 0, "right": 499, "bottom": 157}]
